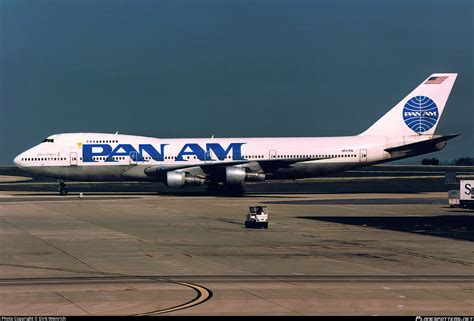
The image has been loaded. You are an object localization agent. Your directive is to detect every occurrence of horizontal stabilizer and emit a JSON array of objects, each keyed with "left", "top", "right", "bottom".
[{"left": 384, "top": 134, "right": 459, "bottom": 155}]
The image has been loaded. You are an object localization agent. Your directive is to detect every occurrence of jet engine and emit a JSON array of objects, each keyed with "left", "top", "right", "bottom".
[
  {"left": 166, "top": 171, "right": 205, "bottom": 187},
  {"left": 225, "top": 166, "right": 265, "bottom": 185}
]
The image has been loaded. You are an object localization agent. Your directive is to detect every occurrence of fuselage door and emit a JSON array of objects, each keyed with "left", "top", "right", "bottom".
[
  {"left": 360, "top": 149, "right": 367, "bottom": 162},
  {"left": 130, "top": 151, "right": 138, "bottom": 165},
  {"left": 269, "top": 150, "right": 277, "bottom": 159},
  {"left": 204, "top": 149, "right": 214, "bottom": 164},
  {"left": 70, "top": 152, "right": 78, "bottom": 166}
]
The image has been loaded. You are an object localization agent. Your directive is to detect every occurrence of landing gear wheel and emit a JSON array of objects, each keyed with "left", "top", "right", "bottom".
[
  {"left": 58, "top": 181, "right": 68, "bottom": 196},
  {"left": 205, "top": 183, "right": 220, "bottom": 196},
  {"left": 205, "top": 184, "right": 245, "bottom": 196},
  {"left": 226, "top": 185, "right": 245, "bottom": 196}
]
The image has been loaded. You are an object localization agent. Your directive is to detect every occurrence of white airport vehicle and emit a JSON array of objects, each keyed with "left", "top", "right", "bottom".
[
  {"left": 460, "top": 180, "right": 474, "bottom": 209},
  {"left": 448, "top": 190, "right": 460, "bottom": 208},
  {"left": 13, "top": 73, "right": 459, "bottom": 196},
  {"left": 245, "top": 206, "right": 269, "bottom": 229}
]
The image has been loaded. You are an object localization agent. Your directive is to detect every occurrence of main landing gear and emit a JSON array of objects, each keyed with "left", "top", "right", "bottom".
[
  {"left": 58, "top": 181, "right": 68, "bottom": 196},
  {"left": 205, "top": 183, "right": 245, "bottom": 196}
]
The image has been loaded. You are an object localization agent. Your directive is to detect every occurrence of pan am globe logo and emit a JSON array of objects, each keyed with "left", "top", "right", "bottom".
[{"left": 403, "top": 96, "right": 438, "bottom": 133}]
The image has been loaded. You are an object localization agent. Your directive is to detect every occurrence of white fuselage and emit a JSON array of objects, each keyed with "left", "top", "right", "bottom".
[{"left": 13, "top": 132, "right": 437, "bottom": 182}]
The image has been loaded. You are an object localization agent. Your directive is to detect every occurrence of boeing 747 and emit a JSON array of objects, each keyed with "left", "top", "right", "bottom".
[{"left": 14, "top": 73, "right": 459, "bottom": 195}]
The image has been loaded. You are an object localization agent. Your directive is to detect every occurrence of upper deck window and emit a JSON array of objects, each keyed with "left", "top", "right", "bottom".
[{"left": 42, "top": 138, "right": 54, "bottom": 143}]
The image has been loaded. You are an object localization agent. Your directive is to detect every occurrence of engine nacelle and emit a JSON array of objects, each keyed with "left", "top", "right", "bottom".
[
  {"left": 166, "top": 171, "right": 205, "bottom": 187},
  {"left": 225, "top": 166, "right": 265, "bottom": 185}
]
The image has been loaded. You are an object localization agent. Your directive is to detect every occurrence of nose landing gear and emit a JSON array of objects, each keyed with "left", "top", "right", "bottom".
[{"left": 58, "top": 181, "right": 68, "bottom": 196}]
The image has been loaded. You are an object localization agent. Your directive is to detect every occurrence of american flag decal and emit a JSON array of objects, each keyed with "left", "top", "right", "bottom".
[{"left": 424, "top": 76, "right": 448, "bottom": 84}]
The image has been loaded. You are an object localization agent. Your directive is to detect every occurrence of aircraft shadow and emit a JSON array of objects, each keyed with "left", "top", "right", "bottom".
[
  {"left": 296, "top": 215, "right": 474, "bottom": 242},
  {"left": 265, "top": 198, "right": 443, "bottom": 205}
]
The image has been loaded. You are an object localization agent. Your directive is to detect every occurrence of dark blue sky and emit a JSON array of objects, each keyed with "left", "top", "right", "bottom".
[{"left": 1, "top": 0, "right": 472, "bottom": 165}]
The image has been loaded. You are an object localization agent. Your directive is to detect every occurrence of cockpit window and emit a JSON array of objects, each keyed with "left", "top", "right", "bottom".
[{"left": 42, "top": 138, "right": 54, "bottom": 143}]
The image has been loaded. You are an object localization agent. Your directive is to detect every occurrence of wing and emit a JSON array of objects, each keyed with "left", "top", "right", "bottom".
[{"left": 144, "top": 156, "right": 331, "bottom": 180}]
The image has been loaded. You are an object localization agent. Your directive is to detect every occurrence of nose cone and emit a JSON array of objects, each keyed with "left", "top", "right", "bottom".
[{"left": 14, "top": 154, "right": 23, "bottom": 168}]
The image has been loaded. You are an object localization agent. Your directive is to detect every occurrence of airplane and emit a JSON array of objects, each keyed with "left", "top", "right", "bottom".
[{"left": 14, "top": 73, "right": 459, "bottom": 196}]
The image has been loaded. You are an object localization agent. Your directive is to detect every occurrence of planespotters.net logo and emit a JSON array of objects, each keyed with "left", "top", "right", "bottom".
[
  {"left": 403, "top": 95, "right": 439, "bottom": 133},
  {"left": 416, "top": 317, "right": 474, "bottom": 321}
]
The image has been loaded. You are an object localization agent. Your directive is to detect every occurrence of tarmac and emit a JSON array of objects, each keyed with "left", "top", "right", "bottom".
[{"left": 0, "top": 188, "right": 473, "bottom": 315}]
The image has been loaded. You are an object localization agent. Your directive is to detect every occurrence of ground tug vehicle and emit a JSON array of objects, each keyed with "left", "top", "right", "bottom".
[{"left": 245, "top": 206, "right": 269, "bottom": 229}]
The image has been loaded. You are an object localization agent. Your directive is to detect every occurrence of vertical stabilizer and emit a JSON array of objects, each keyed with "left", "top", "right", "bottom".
[{"left": 360, "top": 73, "right": 457, "bottom": 136}]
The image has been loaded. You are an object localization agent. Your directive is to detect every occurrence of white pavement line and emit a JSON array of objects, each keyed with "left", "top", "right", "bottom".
[{"left": 324, "top": 204, "right": 399, "bottom": 215}]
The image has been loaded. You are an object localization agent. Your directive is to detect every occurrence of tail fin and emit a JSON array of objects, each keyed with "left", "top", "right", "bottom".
[{"left": 360, "top": 73, "right": 457, "bottom": 136}]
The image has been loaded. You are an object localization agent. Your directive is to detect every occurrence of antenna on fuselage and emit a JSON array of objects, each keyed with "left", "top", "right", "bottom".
[{"left": 115, "top": 131, "right": 119, "bottom": 134}]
